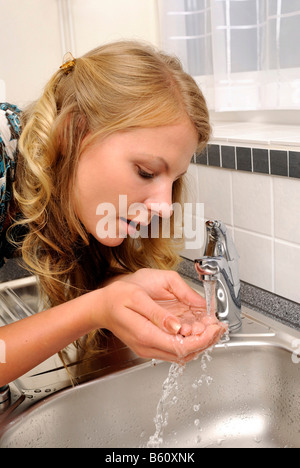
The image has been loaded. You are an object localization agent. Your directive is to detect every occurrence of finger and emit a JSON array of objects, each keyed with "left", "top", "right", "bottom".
[
  {"left": 201, "top": 315, "right": 219, "bottom": 326},
  {"left": 141, "top": 348, "right": 204, "bottom": 364},
  {"left": 129, "top": 289, "right": 181, "bottom": 334},
  {"left": 121, "top": 315, "right": 187, "bottom": 362},
  {"left": 171, "top": 324, "right": 223, "bottom": 358},
  {"left": 191, "top": 321, "right": 206, "bottom": 335},
  {"left": 136, "top": 346, "right": 183, "bottom": 363},
  {"left": 119, "top": 299, "right": 224, "bottom": 361},
  {"left": 166, "top": 272, "right": 206, "bottom": 308},
  {"left": 180, "top": 323, "right": 192, "bottom": 336}
]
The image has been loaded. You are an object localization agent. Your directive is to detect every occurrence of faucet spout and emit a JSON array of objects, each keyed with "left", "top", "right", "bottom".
[
  {"left": 0, "top": 385, "right": 10, "bottom": 414},
  {"left": 195, "top": 220, "right": 242, "bottom": 332}
]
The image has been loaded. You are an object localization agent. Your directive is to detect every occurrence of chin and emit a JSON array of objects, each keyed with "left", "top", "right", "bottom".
[{"left": 95, "top": 236, "right": 126, "bottom": 247}]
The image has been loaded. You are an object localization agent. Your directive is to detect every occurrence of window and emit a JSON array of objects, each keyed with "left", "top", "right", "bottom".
[{"left": 159, "top": 0, "right": 300, "bottom": 111}]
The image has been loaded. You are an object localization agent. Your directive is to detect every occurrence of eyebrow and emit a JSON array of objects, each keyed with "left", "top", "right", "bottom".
[
  {"left": 156, "top": 156, "right": 169, "bottom": 172},
  {"left": 138, "top": 153, "right": 169, "bottom": 170},
  {"left": 157, "top": 156, "right": 187, "bottom": 179}
]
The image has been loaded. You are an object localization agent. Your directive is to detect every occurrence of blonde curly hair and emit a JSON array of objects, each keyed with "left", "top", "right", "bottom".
[{"left": 12, "top": 40, "right": 210, "bottom": 339}]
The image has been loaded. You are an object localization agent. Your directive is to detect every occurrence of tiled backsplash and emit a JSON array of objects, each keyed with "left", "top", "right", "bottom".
[{"left": 183, "top": 126, "right": 300, "bottom": 304}]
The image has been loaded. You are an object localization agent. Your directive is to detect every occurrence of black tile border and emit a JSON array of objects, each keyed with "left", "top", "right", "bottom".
[
  {"left": 207, "top": 144, "right": 221, "bottom": 167},
  {"left": 253, "top": 148, "right": 269, "bottom": 174},
  {"left": 289, "top": 151, "right": 300, "bottom": 179},
  {"left": 193, "top": 144, "right": 300, "bottom": 179},
  {"left": 236, "top": 147, "right": 252, "bottom": 172},
  {"left": 270, "top": 150, "right": 288, "bottom": 176}
]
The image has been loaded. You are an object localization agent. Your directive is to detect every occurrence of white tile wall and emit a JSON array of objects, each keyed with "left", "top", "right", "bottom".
[
  {"left": 274, "top": 240, "right": 300, "bottom": 301},
  {"left": 232, "top": 171, "right": 272, "bottom": 236},
  {"left": 182, "top": 165, "right": 300, "bottom": 304},
  {"left": 189, "top": 165, "right": 233, "bottom": 225},
  {"left": 273, "top": 177, "right": 300, "bottom": 244}
]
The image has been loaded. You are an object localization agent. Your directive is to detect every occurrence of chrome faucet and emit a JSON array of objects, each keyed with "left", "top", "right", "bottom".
[
  {"left": 195, "top": 220, "right": 242, "bottom": 332},
  {"left": 0, "top": 385, "right": 10, "bottom": 413}
]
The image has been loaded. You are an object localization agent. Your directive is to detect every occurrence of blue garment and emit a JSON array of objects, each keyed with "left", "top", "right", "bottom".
[{"left": 0, "top": 103, "right": 22, "bottom": 266}]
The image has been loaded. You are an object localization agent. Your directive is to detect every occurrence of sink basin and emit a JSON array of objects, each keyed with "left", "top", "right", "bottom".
[{"left": 0, "top": 277, "right": 299, "bottom": 448}]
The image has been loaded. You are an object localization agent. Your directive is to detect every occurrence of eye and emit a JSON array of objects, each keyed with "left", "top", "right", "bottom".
[{"left": 137, "top": 166, "right": 154, "bottom": 179}]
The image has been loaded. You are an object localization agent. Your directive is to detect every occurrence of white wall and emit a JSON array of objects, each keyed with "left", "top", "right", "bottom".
[
  {"left": 72, "top": 0, "right": 159, "bottom": 57},
  {"left": 0, "top": 0, "right": 160, "bottom": 108},
  {"left": 0, "top": 0, "right": 62, "bottom": 107}
]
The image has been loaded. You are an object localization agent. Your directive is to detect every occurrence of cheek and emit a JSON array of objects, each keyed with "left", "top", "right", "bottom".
[{"left": 76, "top": 157, "right": 106, "bottom": 201}]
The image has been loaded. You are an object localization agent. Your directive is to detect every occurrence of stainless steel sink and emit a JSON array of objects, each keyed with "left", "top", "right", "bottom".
[{"left": 0, "top": 277, "right": 299, "bottom": 448}]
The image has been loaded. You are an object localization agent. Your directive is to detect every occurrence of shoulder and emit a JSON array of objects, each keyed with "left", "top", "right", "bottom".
[
  {"left": 0, "top": 103, "right": 22, "bottom": 160},
  {"left": 0, "top": 102, "right": 22, "bottom": 179},
  {"left": 0, "top": 104, "right": 22, "bottom": 264}
]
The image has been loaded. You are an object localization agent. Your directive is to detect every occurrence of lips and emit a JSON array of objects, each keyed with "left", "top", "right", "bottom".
[
  {"left": 119, "top": 217, "right": 138, "bottom": 237},
  {"left": 120, "top": 216, "right": 150, "bottom": 227},
  {"left": 119, "top": 216, "right": 151, "bottom": 237},
  {"left": 120, "top": 217, "right": 138, "bottom": 227}
]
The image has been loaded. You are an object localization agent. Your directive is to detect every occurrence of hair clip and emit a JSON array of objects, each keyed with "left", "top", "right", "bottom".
[{"left": 60, "top": 52, "right": 76, "bottom": 74}]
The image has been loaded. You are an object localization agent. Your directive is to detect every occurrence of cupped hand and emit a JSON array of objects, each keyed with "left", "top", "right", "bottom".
[{"left": 99, "top": 269, "right": 226, "bottom": 364}]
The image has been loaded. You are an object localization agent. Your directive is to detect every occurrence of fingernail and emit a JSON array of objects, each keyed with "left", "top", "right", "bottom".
[{"left": 164, "top": 316, "right": 181, "bottom": 335}]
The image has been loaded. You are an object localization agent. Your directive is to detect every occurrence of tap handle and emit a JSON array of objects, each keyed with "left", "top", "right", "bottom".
[
  {"left": 205, "top": 220, "right": 239, "bottom": 262},
  {"left": 218, "top": 222, "right": 239, "bottom": 262}
]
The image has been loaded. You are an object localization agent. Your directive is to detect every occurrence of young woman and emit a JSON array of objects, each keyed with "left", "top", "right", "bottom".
[{"left": 0, "top": 41, "right": 225, "bottom": 387}]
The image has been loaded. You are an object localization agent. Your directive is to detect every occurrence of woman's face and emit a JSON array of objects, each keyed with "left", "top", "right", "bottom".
[{"left": 73, "top": 118, "right": 198, "bottom": 246}]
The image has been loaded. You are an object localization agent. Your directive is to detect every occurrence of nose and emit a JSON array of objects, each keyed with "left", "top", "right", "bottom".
[{"left": 144, "top": 182, "right": 174, "bottom": 219}]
